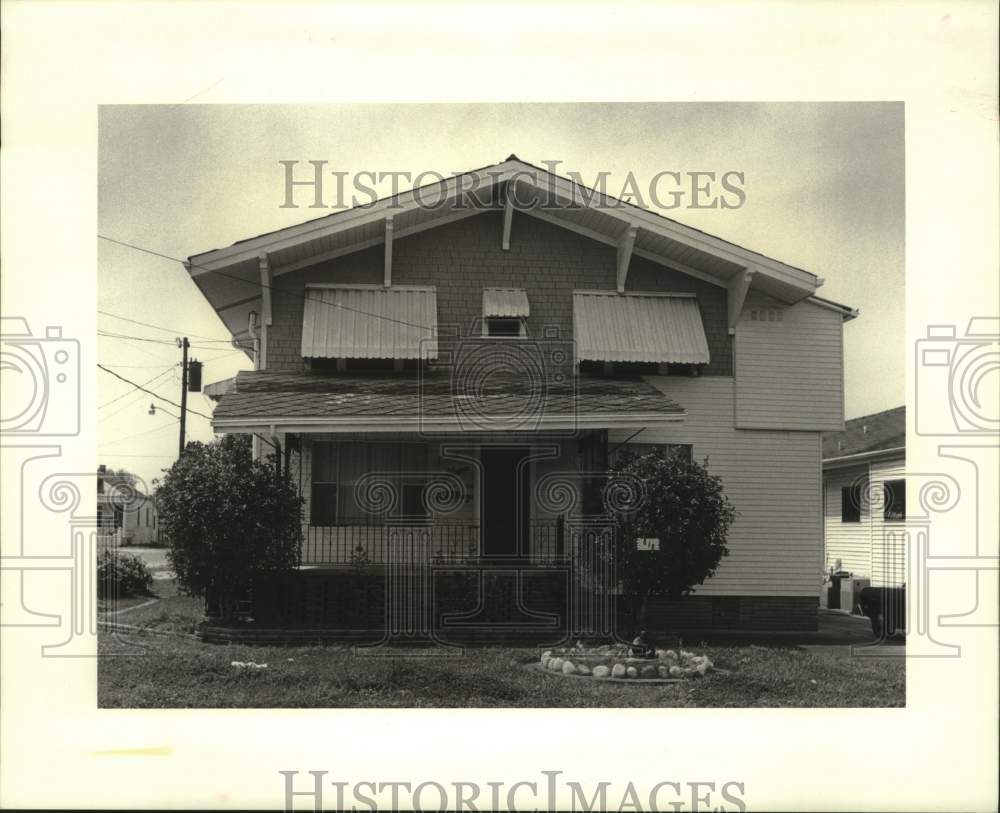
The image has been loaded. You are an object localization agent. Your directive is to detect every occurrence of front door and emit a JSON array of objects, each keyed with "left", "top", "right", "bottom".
[{"left": 480, "top": 446, "right": 531, "bottom": 558}]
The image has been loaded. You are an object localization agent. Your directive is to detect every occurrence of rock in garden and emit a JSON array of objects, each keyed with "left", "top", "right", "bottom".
[
  {"left": 549, "top": 657, "right": 563, "bottom": 671},
  {"left": 592, "top": 665, "right": 611, "bottom": 678},
  {"left": 657, "top": 665, "right": 670, "bottom": 678},
  {"left": 626, "top": 666, "right": 639, "bottom": 679},
  {"left": 611, "top": 663, "right": 627, "bottom": 678},
  {"left": 562, "top": 660, "right": 577, "bottom": 674},
  {"left": 576, "top": 663, "right": 592, "bottom": 676},
  {"left": 640, "top": 665, "right": 657, "bottom": 679},
  {"left": 669, "top": 665, "right": 683, "bottom": 677}
]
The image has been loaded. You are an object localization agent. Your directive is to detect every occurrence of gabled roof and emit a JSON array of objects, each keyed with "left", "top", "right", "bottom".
[
  {"left": 185, "top": 155, "right": 857, "bottom": 345},
  {"left": 822, "top": 406, "right": 905, "bottom": 463}
]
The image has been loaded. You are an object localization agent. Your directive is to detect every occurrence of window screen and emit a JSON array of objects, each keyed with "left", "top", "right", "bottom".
[
  {"left": 841, "top": 484, "right": 862, "bottom": 523},
  {"left": 883, "top": 479, "right": 906, "bottom": 521}
]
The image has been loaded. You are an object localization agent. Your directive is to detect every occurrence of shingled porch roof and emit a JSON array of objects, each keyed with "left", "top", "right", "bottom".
[{"left": 212, "top": 370, "right": 685, "bottom": 433}]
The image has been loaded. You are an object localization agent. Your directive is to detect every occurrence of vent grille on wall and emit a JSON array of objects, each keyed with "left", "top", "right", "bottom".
[{"left": 749, "top": 308, "right": 783, "bottom": 322}]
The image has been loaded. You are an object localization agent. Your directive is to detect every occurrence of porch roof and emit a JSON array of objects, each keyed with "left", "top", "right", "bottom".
[{"left": 212, "top": 370, "right": 685, "bottom": 433}]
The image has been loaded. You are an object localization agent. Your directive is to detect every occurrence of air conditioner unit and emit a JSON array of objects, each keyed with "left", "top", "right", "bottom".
[{"left": 841, "top": 577, "right": 871, "bottom": 614}]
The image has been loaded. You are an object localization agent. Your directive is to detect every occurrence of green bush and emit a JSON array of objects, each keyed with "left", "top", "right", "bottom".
[
  {"left": 156, "top": 435, "right": 303, "bottom": 621},
  {"left": 98, "top": 549, "right": 153, "bottom": 598},
  {"left": 606, "top": 451, "right": 737, "bottom": 634}
]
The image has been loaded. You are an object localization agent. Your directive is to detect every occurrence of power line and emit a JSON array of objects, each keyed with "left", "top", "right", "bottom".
[
  {"left": 97, "top": 364, "right": 214, "bottom": 421},
  {"left": 98, "top": 233, "right": 436, "bottom": 333},
  {"left": 99, "top": 419, "right": 178, "bottom": 447},
  {"left": 98, "top": 309, "right": 225, "bottom": 342},
  {"left": 98, "top": 367, "right": 174, "bottom": 409},
  {"left": 99, "top": 370, "right": 179, "bottom": 422},
  {"left": 99, "top": 330, "right": 178, "bottom": 346},
  {"left": 99, "top": 329, "right": 249, "bottom": 350},
  {"left": 99, "top": 363, "right": 178, "bottom": 370}
]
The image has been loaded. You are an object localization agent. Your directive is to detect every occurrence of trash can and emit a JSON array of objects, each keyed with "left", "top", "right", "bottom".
[{"left": 827, "top": 571, "right": 851, "bottom": 610}]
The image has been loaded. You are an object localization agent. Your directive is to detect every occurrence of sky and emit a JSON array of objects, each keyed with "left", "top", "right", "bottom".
[{"left": 98, "top": 102, "right": 905, "bottom": 488}]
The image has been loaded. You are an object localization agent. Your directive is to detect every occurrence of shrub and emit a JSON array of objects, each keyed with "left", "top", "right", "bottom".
[
  {"left": 605, "top": 451, "right": 737, "bottom": 634},
  {"left": 155, "top": 434, "right": 303, "bottom": 621},
  {"left": 97, "top": 549, "right": 153, "bottom": 598}
]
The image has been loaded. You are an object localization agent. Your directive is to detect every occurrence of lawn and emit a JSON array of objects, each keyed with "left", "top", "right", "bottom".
[{"left": 98, "top": 581, "right": 905, "bottom": 708}]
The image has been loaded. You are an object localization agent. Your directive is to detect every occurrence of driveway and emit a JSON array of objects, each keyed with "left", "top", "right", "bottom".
[{"left": 120, "top": 546, "right": 174, "bottom": 579}]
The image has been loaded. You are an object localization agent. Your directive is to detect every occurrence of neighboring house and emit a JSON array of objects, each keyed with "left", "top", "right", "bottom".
[
  {"left": 97, "top": 465, "right": 159, "bottom": 546},
  {"left": 185, "top": 155, "right": 858, "bottom": 631},
  {"left": 822, "top": 406, "right": 906, "bottom": 587}
]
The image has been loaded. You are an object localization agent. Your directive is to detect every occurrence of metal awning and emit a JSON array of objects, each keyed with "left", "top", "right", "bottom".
[
  {"left": 301, "top": 285, "right": 438, "bottom": 359},
  {"left": 573, "top": 291, "right": 711, "bottom": 364},
  {"left": 483, "top": 287, "right": 530, "bottom": 318}
]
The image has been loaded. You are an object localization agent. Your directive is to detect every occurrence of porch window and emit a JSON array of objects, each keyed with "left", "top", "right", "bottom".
[
  {"left": 883, "top": 479, "right": 906, "bottom": 522},
  {"left": 841, "top": 483, "right": 862, "bottom": 523},
  {"left": 310, "top": 440, "right": 430, "bottom": 525},
  {"left": 612, "top": 443, "right": 693, "bottom": 464},
  {"left": 311, "top": 483, "right": 338, "bottom": 526}
]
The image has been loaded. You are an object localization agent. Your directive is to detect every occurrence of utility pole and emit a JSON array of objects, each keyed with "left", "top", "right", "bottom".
[{"left": 178, "top": 337, "right": 189, "bottom": 455}]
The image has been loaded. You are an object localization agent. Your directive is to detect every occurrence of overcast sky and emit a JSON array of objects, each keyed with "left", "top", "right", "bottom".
[{"left": 98, "top": 102, "right": 904, "bottom": 487}]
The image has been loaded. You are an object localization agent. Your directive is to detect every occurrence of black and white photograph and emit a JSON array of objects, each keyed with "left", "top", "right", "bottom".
[
  {"left": 1, "top": 3, "right": 997, "bottom": 811},
  {"left": 95, "top": 103, "right": 906, "bottom": 710}
]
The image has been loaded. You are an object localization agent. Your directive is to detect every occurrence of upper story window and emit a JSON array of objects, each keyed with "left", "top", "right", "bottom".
[
  {"left": 579, "top": 360, "right": 700, "bottom": 377},
  {"left": 573, "top": 291, "right": 710, "bottom": 370},
  {"left": 611, "top": 442, "right": 694, "bottom": 465},
  {"left": 482, "top": 288, "right": 529, "bottom": 337},
  {"left": 486, "top": 317, "right": 523, "bottom": 337},
  {"left": 883, "top": 479, "right": 906, "bottom": 522},
  {"left": 841, "top": 483, "right": 863, "bottom": 523},
  {"left": 301, "top": 285, "right": 438, "bottom": 367}
]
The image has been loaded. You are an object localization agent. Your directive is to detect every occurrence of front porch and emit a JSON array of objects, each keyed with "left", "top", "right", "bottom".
[{"left": 300, "top": 518, "right": 571, "bottom": 566}]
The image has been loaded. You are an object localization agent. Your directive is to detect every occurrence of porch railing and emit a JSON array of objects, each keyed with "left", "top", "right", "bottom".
[{"left": 300, "top": 517, "right": 609, "bottom": 566}]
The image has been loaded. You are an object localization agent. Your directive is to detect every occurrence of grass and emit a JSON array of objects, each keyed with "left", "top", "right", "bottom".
[{"left": 99, "top": 581, "right": 905, "bottom": 708}]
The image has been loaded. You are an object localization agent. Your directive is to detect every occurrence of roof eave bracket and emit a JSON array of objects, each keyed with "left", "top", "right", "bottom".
[
  {"left": 616, "top": 224, "right": 638, "bottom": 293},
  {"left": 727, "top": 268, "right": 755, "bottom": 334}
]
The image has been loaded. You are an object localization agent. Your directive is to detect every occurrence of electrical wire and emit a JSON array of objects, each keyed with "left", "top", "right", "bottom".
[{"left": 98, "top": 234, "right": 436, "bottom": 333}]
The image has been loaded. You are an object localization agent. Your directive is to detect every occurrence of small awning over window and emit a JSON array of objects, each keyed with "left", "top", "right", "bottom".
[
  {"left": 573, "top": 291, "right": 711, "bottom": 364},
  {"left": 301, "top": 285, "right": 438, "bottom": 359},
  {"left": 483, "top": 287, "right": 530, "bottom": 318}
]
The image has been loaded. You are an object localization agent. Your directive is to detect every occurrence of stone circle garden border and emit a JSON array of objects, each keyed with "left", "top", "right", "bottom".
[{"left": 529, "top": 645, "right": 719, "bottom": 684}]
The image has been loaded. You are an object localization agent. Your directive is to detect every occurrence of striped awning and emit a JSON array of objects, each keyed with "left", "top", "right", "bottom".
[
  {"left": 573, "top": 291, "right": 710, "bottom": 364},
  {"left": 301, "top": 285, "right": 438, "bottom": 359},
  {"left": 483, "top": 287, "right": 529, "bottom": 318}
]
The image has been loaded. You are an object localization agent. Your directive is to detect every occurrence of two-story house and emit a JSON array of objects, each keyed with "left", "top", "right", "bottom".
[{"left": 186, "top": 156, "right": 857, "bottom": 633}]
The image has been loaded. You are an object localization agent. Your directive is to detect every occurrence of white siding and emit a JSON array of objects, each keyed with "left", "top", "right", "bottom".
[
  {"left": 611, "top": 376, "right": 823, "bottom": 597},
  {"left": 735, "top": 297, "right": 845, "bottom": 431},
  {"left": 820, "top": 455, "right": 907, "bottom": 587},
  {"left": 822, "top": 464, "right": 872, "bottom": 575},
  {"left": 868, "top": 458, "right": 907, "bottom": 587}
]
